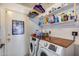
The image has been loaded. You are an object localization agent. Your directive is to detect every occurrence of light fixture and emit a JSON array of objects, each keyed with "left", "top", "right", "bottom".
[{"left": 7, "top": 10, "right": 13, "bottom": 15}]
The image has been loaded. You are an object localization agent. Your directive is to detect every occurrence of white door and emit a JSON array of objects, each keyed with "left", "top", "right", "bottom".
[
  {"left": 5, "top": 10, "right": 27, "bottom": 56},
  {"left": 0, "top": 8, "right": 1, "bottom": 44},
  {"left": 0, "top": 8, "right": 4, "bottom": 56}
]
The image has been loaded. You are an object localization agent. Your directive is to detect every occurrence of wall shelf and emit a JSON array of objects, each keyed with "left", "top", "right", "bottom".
[
  {"left": 41, "top": 20, "right": 79, "bottom": 29},
  {"left": 30, "top": 3, "right": 79, "bottom": 29},
  {"left": 52, "top": 4, "right": 79, "bottom": 15}
]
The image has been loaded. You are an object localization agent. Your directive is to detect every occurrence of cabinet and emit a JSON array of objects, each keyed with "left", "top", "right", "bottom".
[
  {"left": 74, "top": 45, "right": 79, "bottom": 56},
  {"left": 0, "top": 49, "right": 2, "bottom": 56},
  {"left": 74, "top": 40, "right": 79, "bottom": 56},
  {"left": 0, "top": 44, "right": 5, "bottom": 56},
  {"left": 0, "top": 48, "right": 3, "bottom": 56}
]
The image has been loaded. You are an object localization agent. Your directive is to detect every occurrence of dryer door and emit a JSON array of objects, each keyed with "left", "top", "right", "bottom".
[{"left": 37, "top": 47, "right": 58, "bottom": 56}]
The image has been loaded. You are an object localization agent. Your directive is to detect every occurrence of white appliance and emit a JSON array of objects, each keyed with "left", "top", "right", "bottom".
[
  {"left": 74, "top": 40, "right": 79, "bottom": 56},
  {"left": 37, "top": 40, "right": 74, "bottom": 56},
  {"left": 37, "top": 40, "right": 58, "bottom": 56},
  {"left": 30, "top": 37, "right": 39, "bottom": 56}
]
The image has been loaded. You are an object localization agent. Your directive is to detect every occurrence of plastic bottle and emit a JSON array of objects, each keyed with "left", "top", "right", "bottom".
[
  {"left": 44, "top": 15, "right": 49, "bottom": 25},
  {"left": 38, "top": 16, "right": 44, "bottom": 27},
  {"left": 54, "top": 16, "right": 59, "bottom": 23},
  {"left": 64, "top": 14, "right": 69, "bottom": 21},
  {"left": 49, "top": 14, "right": 55, "bottom": 24},
  {"left": 60, "top": 13, "right": 65, "bottom": 22},
  {"left": 58, "top": 16, "right": 62, "bottom": 23}
]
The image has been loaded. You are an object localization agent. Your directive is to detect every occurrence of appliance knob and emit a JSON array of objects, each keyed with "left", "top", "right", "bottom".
[{"left": 44, "top": 42, "right": 48, "bottom": 47}]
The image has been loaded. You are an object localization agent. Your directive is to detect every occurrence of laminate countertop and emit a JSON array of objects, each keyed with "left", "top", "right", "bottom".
[{"left": 32, "top": 36, "right": 74, "bottom": 48}]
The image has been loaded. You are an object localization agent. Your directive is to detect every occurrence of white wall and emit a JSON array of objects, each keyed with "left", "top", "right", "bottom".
[
  {"left": 42, "top": 28, "right": 79, "bottom": 40},
  {"left": 50, "top": 28, "right": 79, "bottom": 40},
  {"left": 0, "top": 3, "right": 31, "bottom": 14}
]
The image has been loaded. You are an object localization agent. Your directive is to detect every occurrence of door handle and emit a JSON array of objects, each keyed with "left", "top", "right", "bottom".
[
  {"left": 8, "top": 34, "right": 11, "bottom": 36},
  {"left": 7, "top": 38, "right": 11, "bottom": 41}
]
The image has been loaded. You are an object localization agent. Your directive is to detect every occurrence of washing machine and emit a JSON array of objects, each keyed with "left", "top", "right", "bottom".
[
  {"left": 37, "top": 40, "right": 74, "bottom": 56},
  {"left": 30, "top": 37, "right": 39, "bottom": 56},
  {"left": 37, "top": 40, "right": 58, "bottom": 56}
]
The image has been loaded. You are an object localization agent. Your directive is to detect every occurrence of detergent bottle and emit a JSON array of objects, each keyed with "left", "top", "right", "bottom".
[
  {"left": 63, "top": 14, "right": 69, "bottom": 21},
  {"left": 44, "top": 15, "right": 49, "bottom": 25},
  {"left": 58, "top": 16, "right": 62, "bottom": 23},
  {"left": 54, "top": 15, "right": 59, "bottom": 23},
  {"left": 49, "top": 14, "right": 55, "bottom": 24},
  {"left": 60, "top": 13, "right": 65, "bottom": 22},
  {"left": 38, "top": 16, "right": 44, "bottom": 27},
  {"left": 48, "top": 14, "right": 51, "bottom": 23}
]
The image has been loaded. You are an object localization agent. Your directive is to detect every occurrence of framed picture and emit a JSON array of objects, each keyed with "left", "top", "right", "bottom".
[{"left": 12, "top": 20, "right": 24, "bottom": 35}]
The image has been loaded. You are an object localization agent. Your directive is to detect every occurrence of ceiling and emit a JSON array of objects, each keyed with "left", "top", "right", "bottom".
[{"left": 19, "top": 3, "right": 54, "bottom": 10}]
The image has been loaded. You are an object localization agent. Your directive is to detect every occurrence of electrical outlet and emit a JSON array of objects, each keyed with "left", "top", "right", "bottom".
[{"left": 72, "top": 31, "right": 78, "bottom": 36}]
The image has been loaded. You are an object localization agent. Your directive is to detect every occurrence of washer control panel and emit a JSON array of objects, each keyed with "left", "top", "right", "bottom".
[{"left": 48, "top": 44, "right": 57, "bottom": 52}]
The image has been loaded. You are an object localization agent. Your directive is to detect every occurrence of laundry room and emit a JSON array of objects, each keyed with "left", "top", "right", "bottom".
[{"left": 0, "top": 3, "right": 79, "bottom": 56}]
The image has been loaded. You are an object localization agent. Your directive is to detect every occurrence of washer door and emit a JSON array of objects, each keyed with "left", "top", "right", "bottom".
[
  {"left": 37, "top": 47, "right": 58, "bottom": 56},
  {"left": 40, "top": 51, "right": 47, "bottom": 56},
  {"left": 30, "top": 43, "right": 35, "bottom": 56}
]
